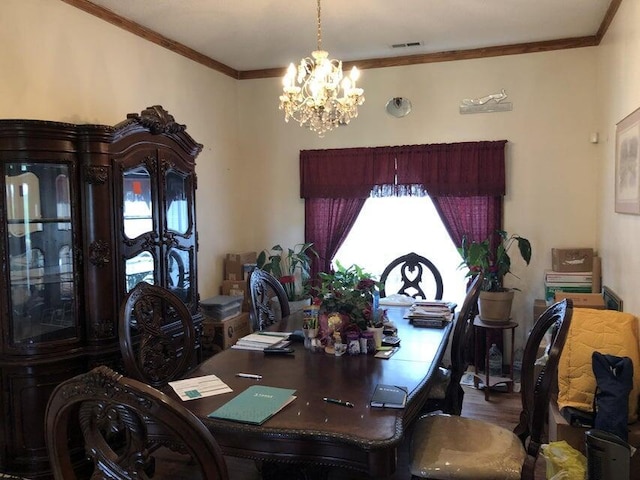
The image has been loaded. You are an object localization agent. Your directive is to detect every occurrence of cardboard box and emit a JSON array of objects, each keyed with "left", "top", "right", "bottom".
[
  {"left": 205, "top": 312, "right": 251, "bottom": 350},
  {"left": 221, "top": 280, "right": 246, "bottom": 297},
  {"left": 551, "top": 248, "right": 594, "bottom": 272},
  {"left": 548, "top": 400, "right": 589, "bottom": 455},
  {"left": 548, "top": 400, "right": 640, "bottom": 477},
  {"left": 533, "top": 299, "right": 548, "bottom": 322},
  {"left": 224, "top": 252, "right": 257, "bottom": 281},
  {"left": 221, "top": 279, "right": 251, "bottom": 312},
  {"left": 554, "top": 292, "right": 606, "bottom": 309}
]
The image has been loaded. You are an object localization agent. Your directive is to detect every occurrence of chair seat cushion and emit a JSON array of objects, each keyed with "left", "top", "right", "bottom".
[{"left": 409, "top": 414, "right": 526, "bottom": 479}]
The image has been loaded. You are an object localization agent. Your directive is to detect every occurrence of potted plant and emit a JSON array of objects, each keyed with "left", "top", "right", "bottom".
[
  {"left": 256, "top": 243, "right": 318, "bottom": 312},
  {"left": 458, "top": 230, "right": 532, "bottom": 323},
  {"left": 316, "top": 262, "right": 383, "bottom": 333}
]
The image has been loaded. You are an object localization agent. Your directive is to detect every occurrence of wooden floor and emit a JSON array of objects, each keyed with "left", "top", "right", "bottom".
[{"left": 224, "top": 384, "right": 548, "bottom": 479}]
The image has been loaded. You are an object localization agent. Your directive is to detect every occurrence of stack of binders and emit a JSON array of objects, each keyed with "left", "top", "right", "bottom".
[
  {"left": 200, "top": 295, "right": 244, "bottom": 321},
  {"left": 544, "top": 270, "right": 593, "bottom": 302}
]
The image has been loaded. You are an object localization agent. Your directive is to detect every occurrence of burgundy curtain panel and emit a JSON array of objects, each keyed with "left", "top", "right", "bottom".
[{"left": 300, "top": 141, "right": 507, "bottom": 277}]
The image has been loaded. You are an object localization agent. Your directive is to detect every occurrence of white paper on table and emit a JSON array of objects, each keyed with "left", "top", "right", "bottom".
[
  {"left": 169, "top": 374, "right": 232, "bottom": 401},
  {"left": 378, "top": 293, "right": 414, "bottom": 306}
]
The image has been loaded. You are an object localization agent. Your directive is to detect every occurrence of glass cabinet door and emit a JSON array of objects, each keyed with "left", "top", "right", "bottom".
[
  {"left": 4, "top": 163, "right": 77, "bottom": 344},
  {"left": 122, "top": 166, "right": 155, "bottom": 292},
  {"left": 118, "top": 155, "right": 197, "bottom": 309},
  {"left": 164, "top": 168, "right": 194, "bottom": 303}
]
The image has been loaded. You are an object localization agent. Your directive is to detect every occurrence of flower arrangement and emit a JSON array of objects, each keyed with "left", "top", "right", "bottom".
[{"left": 315, "top": 262, "right": 383, "bottom": 332}]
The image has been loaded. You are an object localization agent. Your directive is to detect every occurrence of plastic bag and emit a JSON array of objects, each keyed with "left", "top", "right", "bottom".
[{"left": 540, "top": 441, "right": 586, "bottom": 480}]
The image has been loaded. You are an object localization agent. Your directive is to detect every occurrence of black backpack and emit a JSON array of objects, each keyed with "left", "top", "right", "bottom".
[{"left": 592, "top": 351, "right": 633, "bottom": 442}]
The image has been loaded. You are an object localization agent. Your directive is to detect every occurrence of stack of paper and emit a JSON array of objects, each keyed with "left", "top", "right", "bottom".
[
  {"left": 413, "top": 299, "right": 457, "bottom": 311},
  {"left": 208, "top": 385, "right": 296, "bottom": 425},
  {"left": 405, "top": 303, "right": 453, "bottom": 327},
  {"left": 231, "top": 332, "right": 290, "bottom": 351},
  {"left": 168, "top": 374, "right": 232, "bottom": 401}
]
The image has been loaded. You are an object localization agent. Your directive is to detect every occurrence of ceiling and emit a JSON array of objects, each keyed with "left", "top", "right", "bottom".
[{"left": 66, "top": 0, "right": 617, "bottom": 78}]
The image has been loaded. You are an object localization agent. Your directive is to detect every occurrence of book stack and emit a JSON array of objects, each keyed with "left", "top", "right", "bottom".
[
  {"left": 544, "top": 270, "right": 593, "bottom": 301},
  {"left": 405, "top": 301, "right": 453, "bottom": 328},
  {"left": 231, "top": 332, "right": 291, "bottom": 351}
]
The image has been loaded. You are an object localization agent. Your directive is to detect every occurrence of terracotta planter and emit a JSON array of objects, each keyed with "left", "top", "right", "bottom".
[{"left": 478, "top": 290, "right": 514, "bottom": 324}]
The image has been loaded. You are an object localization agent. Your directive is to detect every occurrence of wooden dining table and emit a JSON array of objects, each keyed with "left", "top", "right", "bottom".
[{"left": 173, "top": 306, "right": 452, "bottom": 479}]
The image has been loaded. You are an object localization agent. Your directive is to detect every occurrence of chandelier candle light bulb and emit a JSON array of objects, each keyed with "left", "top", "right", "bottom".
[{"left": 279, "top": 0, "right": 365, "bottom": 136}]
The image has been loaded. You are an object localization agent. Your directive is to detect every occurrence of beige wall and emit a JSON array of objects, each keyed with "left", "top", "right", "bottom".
[
  {"left": 597, "top": 0, "right": 640, "bottom": 315},
  {"left": 0, "top": 0, "right": 239, "bottom": 297},
  {"left": 5, "top": 0, "right": 637, "bottom": 339},
  {"left": 239, "top": 49, "right": 599, "bottom": 339}
]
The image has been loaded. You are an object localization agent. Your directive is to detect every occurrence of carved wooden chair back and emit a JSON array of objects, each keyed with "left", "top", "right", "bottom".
[
  {"left": 379, "top": 252, "right": 444, "bottom": 300},
  {"left": 444, "top": 273, "right": 482, "bottom": 415},
  {"left": 514, "top": 298, "right": 573, "bottom": 476},
  {"left": 249, "top": 268, "right": 290, "bottom": 331},
  {"left": 45, "top": 366, "right": 229, "bottom": 480},
  {"left": 119, "top": 281, "right": 195, "bottom": 388}
]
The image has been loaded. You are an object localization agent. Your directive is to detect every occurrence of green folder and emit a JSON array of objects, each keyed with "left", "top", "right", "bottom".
[{"left": 208, "top": 385, "right": 296, "bottom": 425}]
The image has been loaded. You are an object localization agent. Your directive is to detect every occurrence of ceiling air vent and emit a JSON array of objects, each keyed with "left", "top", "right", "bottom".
[{"left": 391, "top": 41, "right": 423, "bottom": 49}]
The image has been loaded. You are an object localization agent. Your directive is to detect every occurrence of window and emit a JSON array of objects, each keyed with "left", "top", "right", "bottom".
[{"left": 333, "top": 196, "right": 470, "bottom": 307}]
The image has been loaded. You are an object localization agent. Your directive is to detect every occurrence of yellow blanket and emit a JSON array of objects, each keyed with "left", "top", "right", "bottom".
[{"left": 557, "top": 308, "right": 640, "bottom": 423}]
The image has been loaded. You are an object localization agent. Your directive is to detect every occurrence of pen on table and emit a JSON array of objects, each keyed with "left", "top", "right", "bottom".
[
  {"left": 323, "top": 397, "right": 354, "bottom": 408},
  {"left": 236, "top": 373, "right": 262, "bottom": 379}
]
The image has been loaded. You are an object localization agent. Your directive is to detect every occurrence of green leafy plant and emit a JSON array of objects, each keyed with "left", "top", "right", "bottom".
[
  {"left": 316, "top": 262, "right": 383, "bottom": 330},
  {"left": 458, "top": 230, "right": 532, "bottom": 292},
  {"left": 256, "top": 243, "right": 318, "bottom": 301}
]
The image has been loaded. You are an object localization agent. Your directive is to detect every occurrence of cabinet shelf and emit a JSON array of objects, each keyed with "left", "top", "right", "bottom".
[{"left": 7, "top": 218, "right": 71, "bottom": 224}]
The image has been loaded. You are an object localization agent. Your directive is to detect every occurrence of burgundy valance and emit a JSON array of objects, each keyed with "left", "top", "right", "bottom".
[
  {"left": 299, "top": 147, "right": 396, "bottom": 198},
  {"left": 300, "top": 140, "right": 506, "bottom": 198}
]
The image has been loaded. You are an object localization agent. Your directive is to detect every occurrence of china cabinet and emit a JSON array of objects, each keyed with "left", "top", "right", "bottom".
[{"left": 0, "top": 106, "right": 202, "bottom": 477}]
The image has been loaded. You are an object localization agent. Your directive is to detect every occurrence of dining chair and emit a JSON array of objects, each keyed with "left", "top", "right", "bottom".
[
  {"left": 249, "top": 268, "right": 290, "bottom": 331},
  {"left": 379, "top": 252, "right": 444, "bottom": 300},
  {"left": 45, "top": 365, "right": 229, "bottom": 480},
  {"left": 119, "top": 281, "right": 196, "bottom": 389},
  {"left": 409, "top": 298, "right": 573, "bottom": 480},
  {"left": 424, "top": 273, "right": 483, "bottom": 416}
]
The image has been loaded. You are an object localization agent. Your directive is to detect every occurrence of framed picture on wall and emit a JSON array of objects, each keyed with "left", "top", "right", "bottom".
[{"left": 615, "top": 106, "right": 640, "bottom": 214}]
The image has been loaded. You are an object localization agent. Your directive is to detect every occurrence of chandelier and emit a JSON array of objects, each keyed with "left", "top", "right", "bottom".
[{"left": 279, "top": 0, "right": 365, "bottom": 137}]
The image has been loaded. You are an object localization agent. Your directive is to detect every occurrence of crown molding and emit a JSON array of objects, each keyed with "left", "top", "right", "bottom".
[{"left": 61, "top": 0, "right": 621, "bottom": 81}]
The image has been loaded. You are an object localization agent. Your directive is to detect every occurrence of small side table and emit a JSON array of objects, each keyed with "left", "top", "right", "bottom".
[{"left": 473, "top": 316, "right": 518, "bottom": 401}]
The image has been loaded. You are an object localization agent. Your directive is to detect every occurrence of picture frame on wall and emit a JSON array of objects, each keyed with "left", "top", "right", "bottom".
[{"left": 615, "top": 106, "right": 640, "bottom": 214}]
